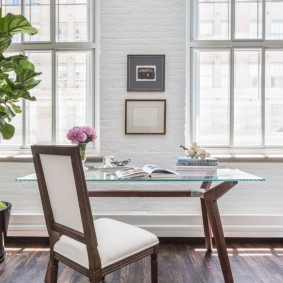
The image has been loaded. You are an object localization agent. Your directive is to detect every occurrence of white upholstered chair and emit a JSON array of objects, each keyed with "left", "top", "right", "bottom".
[{"left": 31, "top": 145, "right": 159, "bottom": 283}]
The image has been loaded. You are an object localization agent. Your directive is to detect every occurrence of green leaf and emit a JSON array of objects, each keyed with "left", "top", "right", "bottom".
[
  {"left": 0, "top": 34, "right": 12, "bottom": 53},
  {"left": 0, "top": 122, "right": 15, "bottom": 140},
  {"left": 0, "top": 9, "right": 38, "bottom": 36},
  {"left": 25, "top": 79, "right": 41, "bottom": 90},
  {"left": 9, "top": 102, "right": 21, "bottom": 114},
  {"left": 0, "top": 202, "right": 7, "bottom": 209},
  {"left": 5, "top": 104, "right": 16, "bottom": 119},
  {"left": 0, "top": 116, "right": 5, "bottom": 128}
]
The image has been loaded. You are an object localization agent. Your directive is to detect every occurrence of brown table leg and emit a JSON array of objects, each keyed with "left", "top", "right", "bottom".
[
  {"left": 200, "top": 198, "right": 213, "bottom": 252},
  {"left": 200, "top": 180, "right": 213, "bottom": 252},
  {"left": 202, "top": 181, "right": 238, "bottom": 283}
]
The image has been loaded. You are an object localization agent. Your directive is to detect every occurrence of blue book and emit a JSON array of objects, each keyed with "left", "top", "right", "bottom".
[{"left": 176, "top": 156, "right": 218, "bottom": 166}]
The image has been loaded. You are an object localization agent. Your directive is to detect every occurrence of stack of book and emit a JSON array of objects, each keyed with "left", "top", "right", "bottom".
[{"left": 176, "top": 156, "right": 218, "bottom": 176}]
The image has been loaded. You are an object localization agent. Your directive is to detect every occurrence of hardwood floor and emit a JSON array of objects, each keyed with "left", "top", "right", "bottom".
[{"left": 1, "top": 238, "right": 283, "bottom": 283}]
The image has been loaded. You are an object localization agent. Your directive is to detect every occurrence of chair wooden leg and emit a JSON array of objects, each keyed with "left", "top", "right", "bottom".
[
  {"left": 151, "top": 251, "right": 158, "bottom": 283},
  {"left": 89, "top": 271, "right": 102, "bottom": 283},
  {"left": 45, "top": 257, "right": 58, "bottom": 283}
]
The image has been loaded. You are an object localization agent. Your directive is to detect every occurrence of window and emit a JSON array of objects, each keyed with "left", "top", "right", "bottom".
[
  {"left": 190, "top": 0, "right": 283, "bottom": 149},
  {"left": 0, "top": 0, "right": 95, "bottom": 147}
]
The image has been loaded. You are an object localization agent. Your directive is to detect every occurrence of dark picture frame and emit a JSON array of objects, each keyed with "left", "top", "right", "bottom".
[
  {"left": 127, "top": 55, "right": 165, "bottom": 91},
  {"left": 125, "top": 99, "right": 166, "bottom": 134}
]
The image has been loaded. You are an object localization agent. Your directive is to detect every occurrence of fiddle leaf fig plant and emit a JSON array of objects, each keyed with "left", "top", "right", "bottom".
[
  {"left": 0, "top": 201, "right": 7, "bottom": 210},
  {"left": 0, "top": 8, "right": 41, "bottom": 140}
]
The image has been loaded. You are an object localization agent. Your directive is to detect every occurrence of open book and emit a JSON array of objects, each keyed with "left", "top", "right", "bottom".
[{"left": 115, "top": 164, "right": 179, "bottom": 179}]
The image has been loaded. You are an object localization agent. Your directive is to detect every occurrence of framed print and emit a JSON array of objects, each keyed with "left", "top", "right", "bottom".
[
  {"left": 127, "top": 55, "right": 165, "bottom": 91},
  {"left": 125, "top": 99, "right": 166, "bottom": 134}
]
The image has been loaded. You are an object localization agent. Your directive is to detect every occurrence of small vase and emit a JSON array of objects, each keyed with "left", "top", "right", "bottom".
[{"left": 78, "top": 142, "right": 88, "bottom": 171}]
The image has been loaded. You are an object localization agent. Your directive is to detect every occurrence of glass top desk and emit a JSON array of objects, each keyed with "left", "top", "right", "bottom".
[{"left": 17, "top": 168, "right": 264, "bottom": 283}]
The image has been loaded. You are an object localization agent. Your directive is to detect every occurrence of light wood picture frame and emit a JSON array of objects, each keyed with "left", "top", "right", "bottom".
[{"left": 125, "top": 99, "right": 166, "bottom": 134}]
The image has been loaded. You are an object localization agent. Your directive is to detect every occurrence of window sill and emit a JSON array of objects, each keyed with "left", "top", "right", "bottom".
[
  {"left": 215, "top": 154, "right": 283, "bottom": 162},
  {"left": 0, "top": 155, "right": 103, "bottom": 163},
  {"left": 0, "top": 153, "right": 283, "bottom": 163}
]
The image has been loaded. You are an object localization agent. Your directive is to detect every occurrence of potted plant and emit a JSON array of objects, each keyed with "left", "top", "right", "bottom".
[
  {"left": 0, "top": 201, "right": 12, "bottom": 263},
  {"left": 0, "top": 8, "right": 41, "bottom": 140},
  {"left": 0, "top": 9, "right": 40, "bottom": 262}
]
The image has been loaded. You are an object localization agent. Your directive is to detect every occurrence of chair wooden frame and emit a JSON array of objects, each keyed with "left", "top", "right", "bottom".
[{"left": 31, "top": 145, "right": 159, "bottom": 283}]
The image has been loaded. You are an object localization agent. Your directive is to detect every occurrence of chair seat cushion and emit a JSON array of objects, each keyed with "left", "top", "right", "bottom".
[{"left": 53, "top": 218, "right": 159, "bottom": 268}]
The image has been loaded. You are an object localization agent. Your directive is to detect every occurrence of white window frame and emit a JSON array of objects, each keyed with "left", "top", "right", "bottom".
[
  {"left": 188, "top": 0, "right": 283, "bottom": 154},
  {"left": 0, "top": 0, "right": 95, "bottom": 151}
]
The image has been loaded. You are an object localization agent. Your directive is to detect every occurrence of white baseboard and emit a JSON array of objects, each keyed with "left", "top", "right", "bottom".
[{"left": 7, "top": 213, "right": 283, "bottom": 237}]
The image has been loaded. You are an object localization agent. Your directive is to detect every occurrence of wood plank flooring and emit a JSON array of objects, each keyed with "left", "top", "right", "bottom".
[{"left": 0, "top": 238, "right": 283, "bottom": 283}]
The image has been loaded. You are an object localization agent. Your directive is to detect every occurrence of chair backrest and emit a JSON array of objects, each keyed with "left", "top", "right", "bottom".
[{"left": 31, "top": 145, "right": 100, "bottom": 269}]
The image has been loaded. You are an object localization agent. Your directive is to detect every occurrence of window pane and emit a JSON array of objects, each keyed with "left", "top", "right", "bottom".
[
  {"left": 24, "top": 0, "right": 51, "bottom": 42},
  {"left": 234, "top": 49, "right": 261, "bottom": 145},
  {"left": 266, "top": 0, "right": 283, "bottom": 39},
  {"left": 25, "top": 51, "right": 52, "bottom": 145},
  {"left": 235, "top": 0, "right": 262, "bottom": 39},
  {"left": 265, "top": 50, "right": 283, "bottom": 145},
  {"left": 193, "top": 50, "right": 230, "bottom": 145},
  {"left": 194, "top": 0, "right": 230, "bottom": 40},
  {"left": 56, "top": 0, "right": 89, "bottom": 42},
  {"left": 56, "top": 52, "right": 89, "bottom": 143}
]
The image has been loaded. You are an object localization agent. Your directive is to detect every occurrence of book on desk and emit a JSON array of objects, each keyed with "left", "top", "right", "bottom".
[
  {"left": 175, "top": 156, "right": 218, "bottom": 176},
  {"left": 115, "top": 164, "right": 179, "bottom": 179}
]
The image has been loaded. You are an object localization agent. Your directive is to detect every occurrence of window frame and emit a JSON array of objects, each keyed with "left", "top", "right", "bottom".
[
  {"left": 0, "top": 0, "right": 96, "bottom": 150},
  {"left": 189, "top": 0, "right": 283, "bottom": 154}
]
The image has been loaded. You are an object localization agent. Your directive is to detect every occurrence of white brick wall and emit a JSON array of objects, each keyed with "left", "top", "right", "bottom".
[
  {"left": 0, "top": 0, "right": 282, "bottom": 237},
  {"left": 99, "top": 0, "right": 186, "bottom": 165}
]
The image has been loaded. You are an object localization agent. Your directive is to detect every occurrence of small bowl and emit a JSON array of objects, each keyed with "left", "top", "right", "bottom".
[{"left": 111, "top": 159, "right": 131, "bottom": 167}]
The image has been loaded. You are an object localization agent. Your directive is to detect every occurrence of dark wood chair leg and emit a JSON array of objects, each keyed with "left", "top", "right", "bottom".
[
  {"left": 151, "top": 251, "right": 158, "bottom": 283},
  {"left": 89, "top": 270, "right": 102, "bottom": 283},
  {"left": 45, "top": 257, "right": 58, "bottom": 283}
]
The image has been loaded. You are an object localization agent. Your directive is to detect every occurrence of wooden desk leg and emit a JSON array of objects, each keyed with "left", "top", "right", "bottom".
[
  {"left": 200, "top": 198, "right": 213, "bottom": 253},
  {"left": 203, "top": 181, "right": 237, "bottom": 283},
  {"left": 205, "top": 198, "right": 233, "bottom": 283},
  {"left": 200, "top": 181, "right": 213, "bottom": 252}
]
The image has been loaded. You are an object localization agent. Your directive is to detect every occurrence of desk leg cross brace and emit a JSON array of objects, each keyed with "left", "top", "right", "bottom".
[{"left": 201, "top": 181, "right": 238, "bottom": 283}]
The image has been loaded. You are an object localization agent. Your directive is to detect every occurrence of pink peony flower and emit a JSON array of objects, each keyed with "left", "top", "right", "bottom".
[{"left": 67, "top": 126, "right": 97, "bottom": 144}]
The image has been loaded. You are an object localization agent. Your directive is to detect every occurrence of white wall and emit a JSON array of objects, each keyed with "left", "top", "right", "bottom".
[
  {"left": 0, "top": 0, "right": 283, "bottom": 237},
  {"left": 99, "top": 0, "right": 187, "bottom": 165}
]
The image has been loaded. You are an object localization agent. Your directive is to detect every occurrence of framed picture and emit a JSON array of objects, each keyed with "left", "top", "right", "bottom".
[
  {"left": 127, "top": 55, "right": 165, "bottom": 91},
  {"left": 125, "top": 99, "right": 166, "bottom": 134}
]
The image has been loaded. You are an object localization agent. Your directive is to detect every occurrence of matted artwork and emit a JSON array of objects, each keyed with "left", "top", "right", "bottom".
[
  {"left": 125, "top": 99, "right": 166, "bottom": 134},
  {"left": 127, "top": 55, "right": 165, "bottom": 91}
]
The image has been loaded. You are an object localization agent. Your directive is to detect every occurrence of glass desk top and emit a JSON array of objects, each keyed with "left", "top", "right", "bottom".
[{"left": 16, "top": 167, "right": 264, "bottom": 183}]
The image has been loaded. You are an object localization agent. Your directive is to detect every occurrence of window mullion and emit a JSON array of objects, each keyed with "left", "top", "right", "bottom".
[
  {"left": 231, "top": 0, "right": 235, "bottom": 41},
  {"left": 262, "top": 0, "right": 266, "bottom": 41},
  {"left": 21, "top": 0, "right": 26, "bottom": 147},
  {"left": 22, "top": 99, "right": 27, "bottom": 148},
  {"left": 50, "top": 0, "right": 56, "bottom": 43},
  {"left": 52, "top": 50, "right": 56, "bottom": 144},
  {"left": 230, "top": 47, "right": 234, "bottom": 147},
  {"left": 261, "top": 47, "right": 265, "bottom": 146}
]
